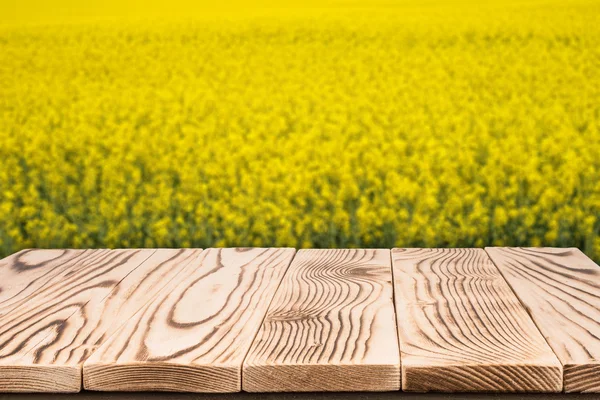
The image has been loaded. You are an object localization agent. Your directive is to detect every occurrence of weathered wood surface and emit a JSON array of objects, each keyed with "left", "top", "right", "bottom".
[
  {"left": 486, "top": 247, "right": 600, "bottom": 393},
  {"left": 391, "top": 248, "right": 562, "bottom": 393},
  {"left": 3, "top": 246, "right": 598, "bottom": 394},
  {"left": 0, "top": 249, "right": 88, "bottom": 317},
  {"left": 8, "top": 249, "right": 203, "bottom": 393},
  {"left": 243, "top": 249, "right": 400, "bottom": 392},
  {"left": 83, "top": 247, "right": 295, "bottom": 393},
  {"left": 0, "top": 249, "right": 156, "bottom": 392}
]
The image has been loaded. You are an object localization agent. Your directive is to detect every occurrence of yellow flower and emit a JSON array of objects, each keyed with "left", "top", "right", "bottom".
[{"left": 0, "top": 1, "right": 598, "bottom": 262}]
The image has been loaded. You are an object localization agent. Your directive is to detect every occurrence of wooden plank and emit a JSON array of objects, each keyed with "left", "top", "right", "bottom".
[
  {"left": 83, "top": 247, "right": 295, "bottom": 393},
  {"left": 0, "top": 248, "right": 156, "bottom": 392},
  {"left": 0, "top": 249, "right": 88, "bottom": 317},
  {"left": 391, "top": 248, "right": 562, "bottom": 393},
  {"left": 0, "top": 249, "right": 204, "bottom": 393},
  {"left": 243, "top": 249, "right": 400, "bottom": 392},
  {"left": 486, "top": 247, "right": 600, "bottom": 393}
]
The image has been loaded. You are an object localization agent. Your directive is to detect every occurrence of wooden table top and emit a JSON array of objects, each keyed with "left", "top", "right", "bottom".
[{"left": 0, "top": 247, "right": 598, "bottom": 394}]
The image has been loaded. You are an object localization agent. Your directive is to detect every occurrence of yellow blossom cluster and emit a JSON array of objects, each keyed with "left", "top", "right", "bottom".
[{"left": 1, "top": 1, "right": 599, "bottom": 260}]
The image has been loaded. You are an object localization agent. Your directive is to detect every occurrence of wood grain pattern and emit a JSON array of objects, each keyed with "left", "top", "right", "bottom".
[
  {"left": 5, "top": 249, "right": 204, "bottom": 393},
  {"left": 486, "top": 247, "right": 600, "bottom": 393},
  {"left": 0, "top": 249, "right": 156, "bottom": 392},
  {"left": 392, "top": 248, "right": 562, "bottom": 393},
  {"left": 0, "top": 249, "right": 88, "bottom": 317},
  {"left": 83, "top": 247, "right": 296, "bottom": 393},
  {"left": 243, "top": 249, "right": 400, "bottom": 392}
]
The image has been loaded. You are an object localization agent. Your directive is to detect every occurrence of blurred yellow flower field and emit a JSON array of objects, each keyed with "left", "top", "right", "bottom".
[{"left": 1, "top": 1, "right": 599, "bottom": 259}]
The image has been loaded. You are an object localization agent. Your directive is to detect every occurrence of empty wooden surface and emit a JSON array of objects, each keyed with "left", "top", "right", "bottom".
[
  {"left": 243, "top": 249, "right": 400, "bottom": 392},
  {"left": 6, "top": 249, "right": 204, "bottom": 393},
  {"left": 3, "top": 246, "right": 599, "bottom": 394},
  {"left": 83, "top": 247, "right": 295, "bottom": 393},
  {"left": 0, "top": 249, "right": 155, "bottom": 392},
  {"left": 486, "top": 247, "right": 600, "bottom": 393},
  {"left": 391, "top": 248, "right": 562, "bottom": 393}
]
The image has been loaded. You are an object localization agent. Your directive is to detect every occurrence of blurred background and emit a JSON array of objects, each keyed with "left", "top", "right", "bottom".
[{"left": 1, "top": 0, "right": 599, "bottom": 259}]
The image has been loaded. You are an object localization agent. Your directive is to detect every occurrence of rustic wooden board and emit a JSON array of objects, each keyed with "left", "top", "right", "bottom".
[
  {"left": 486, "top": 247, "right": 600, "bottom": 393},
  {"left": 0, "top": 249, "right": 88, "bottom": 317},
  {"left": 83, "top": 247, "right": 295, "bottom": 393},
  {"left": 243, "top": 249, "right": 400, "bottom": 392},
  {"left": 391, "top": 248, "right": 562, "bottom": 393},
  {"left": 0, "top": 249, "right": 156, "bottom": 393},
  {"left": 5, "top": 249, "right": 204, "bottom": 393}
]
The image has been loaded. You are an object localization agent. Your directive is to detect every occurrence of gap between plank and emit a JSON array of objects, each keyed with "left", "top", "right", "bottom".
[{"left": 388, "top": 247, "right": 403, "bottom": 391}]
